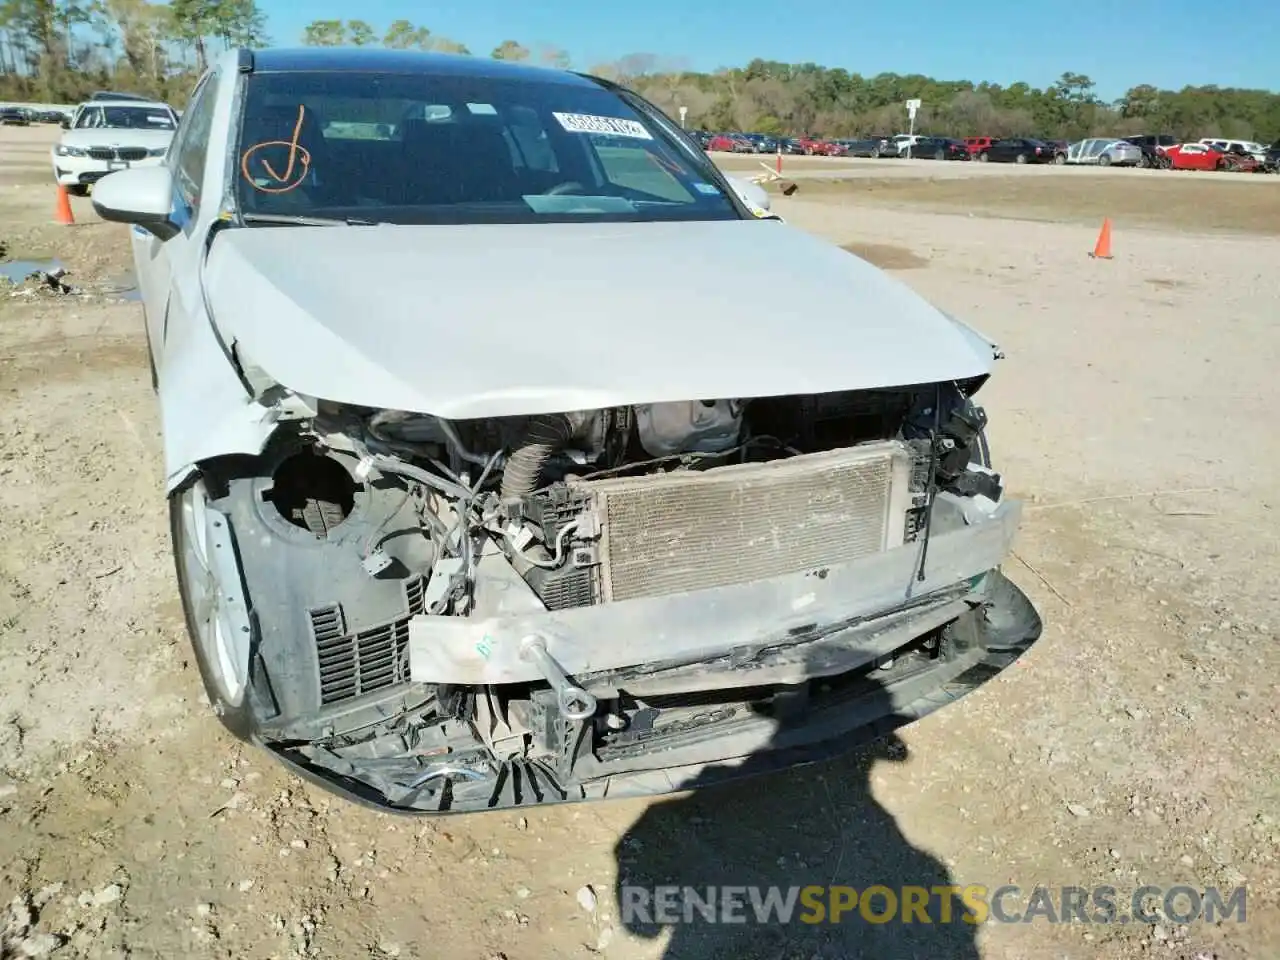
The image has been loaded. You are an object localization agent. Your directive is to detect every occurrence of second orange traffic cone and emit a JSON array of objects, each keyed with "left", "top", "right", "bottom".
[
  {"left": 54, "top": 184, "right": 75, "bottom": 226},
  {"left": 1089, "top": 218, "right": 1112, "bottom": 259}
]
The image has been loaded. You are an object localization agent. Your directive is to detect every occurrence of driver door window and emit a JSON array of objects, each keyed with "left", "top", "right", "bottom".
[{"left": 170, "top": 74, "right": 219, "bottom": 215}]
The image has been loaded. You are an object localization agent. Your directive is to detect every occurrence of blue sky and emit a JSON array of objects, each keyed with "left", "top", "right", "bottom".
[{"left": 257, "top": 0, "right": 1274, "bottom": 101}]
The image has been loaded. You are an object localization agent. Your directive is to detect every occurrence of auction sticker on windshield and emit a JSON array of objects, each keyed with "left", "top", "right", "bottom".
[{"left": 552, "top": 112, "right": 652, "bottom": 140}]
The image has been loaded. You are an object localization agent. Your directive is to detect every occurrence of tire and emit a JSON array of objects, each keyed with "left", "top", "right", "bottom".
[
  {"left": 66, "top": 183, "right": 89, "bottom": 196},
  {"left": 977, "top": 151, "right": 989, "bottom": 162},
  {"left": 171, "top": 476, "right": 256, "bottom": 739},
  {"left": 1098, "top": 153, "right": 1111, "bottom": 167},
  {"left": 1053, "top": 152, "right": 1066, "bottom": 165},
  {"left": 1014, "top": 153, "right": 1027, "bottom": 164},
  {"left": 804, "top": 147, "right": 814, "bottom": 156},
  {"left": 934, "top": 149, "right": 945, "bottom": 161}
]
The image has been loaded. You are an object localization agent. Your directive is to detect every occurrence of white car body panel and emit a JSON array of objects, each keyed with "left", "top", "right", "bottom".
[
  {"left": 201, "top": 219, "right": 994, "bottom": 420},
  {"left": 120, "top": 57, "right": 258, "bottom": 490}
]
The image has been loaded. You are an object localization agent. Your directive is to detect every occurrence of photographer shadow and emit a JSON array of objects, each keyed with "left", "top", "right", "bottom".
[{"left": 612, "top": 679, "right": 982, "bottom": 960}]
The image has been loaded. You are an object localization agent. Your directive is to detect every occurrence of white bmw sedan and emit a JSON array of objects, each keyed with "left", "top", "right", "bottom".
[{"left": 52, "top": 99, "right": 179, "bottom": 195}]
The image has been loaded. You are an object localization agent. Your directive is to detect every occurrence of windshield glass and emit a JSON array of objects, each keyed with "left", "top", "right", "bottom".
[
  {"left": 235, "top": 70, "right": 740, "bottom": 224},
  {"left": 75, "top": 104, "right": 174, "bottom": 130}
]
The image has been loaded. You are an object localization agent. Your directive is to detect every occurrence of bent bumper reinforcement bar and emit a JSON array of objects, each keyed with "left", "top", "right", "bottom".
[{"left": 408, "top": 499, "right": 1023, "bottom": 687}]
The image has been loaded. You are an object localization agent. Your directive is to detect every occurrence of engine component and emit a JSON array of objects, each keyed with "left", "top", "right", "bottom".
[
  {"left": 590, "top": 443, "right": 912, "bottom": 601},
  {"left": 501, "top": 413, "right": 576, "bottom": 500},
  {"left": 511, "top": 484, "right": 600, "bottom": 610},
  {"left": 263, "top": 448, "right": 358, "bottom": 536},
  {"left": 902, "top": 383, "right": 989, "bottom": 484},
  {"left": 517, "top": 442, "right": 913, "bottom": 609},
  {"left": 634, "top": 399, "right": 744, "bottom": 457},
  {"left": 747, "top": 390, "right": 914, "bottom": 452},
  {"left": 934, "top": 397, "right": 988, "bottom": 482}
]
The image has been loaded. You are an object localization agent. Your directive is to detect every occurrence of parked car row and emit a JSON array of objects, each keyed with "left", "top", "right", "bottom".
[
  {"left": 0, "top": 105, "right": 68, "bottom": 125},
  {"left": 1, "top": 92, "right": 161, "bottom": 131},
  {"left": 693, "top": 127, "right": 1280, "bottom": 174}
]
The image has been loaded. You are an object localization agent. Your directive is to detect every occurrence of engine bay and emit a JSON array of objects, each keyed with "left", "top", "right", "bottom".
[{"left": 266, "top": 382, "right": 995, "bottom": 617}]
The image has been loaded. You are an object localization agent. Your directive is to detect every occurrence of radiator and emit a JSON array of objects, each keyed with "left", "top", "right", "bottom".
[{"left": 578, "top": 442, "right": 913, "bottom": 602}]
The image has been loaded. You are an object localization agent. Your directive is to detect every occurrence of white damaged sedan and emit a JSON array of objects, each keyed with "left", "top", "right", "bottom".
[{"left": 92, "top": 47, "right": 1040, "bottom": 814}]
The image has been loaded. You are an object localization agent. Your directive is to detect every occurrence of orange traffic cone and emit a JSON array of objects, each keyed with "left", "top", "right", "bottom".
[
  {"left": 1089, "top": 218, "right": 1112, "bottom": 259},
  {"left": 54, "top": 185, "right": 75, "bottom": 226}
]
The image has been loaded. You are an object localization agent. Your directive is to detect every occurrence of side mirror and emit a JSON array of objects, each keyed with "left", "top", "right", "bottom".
[
  {"left": 91, "top": 165, "right": 180, "bottom": 241},
  {"left": 725, "top": 175, "right": 771, "bottom": 214}
]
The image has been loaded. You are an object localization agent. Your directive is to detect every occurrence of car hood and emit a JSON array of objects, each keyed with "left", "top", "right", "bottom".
[
  {"left": 203, "top": 219, "right": 995, "bottom": 419},
  {"left": 59, "top": 128, "right": 173, "bottom": 148}
]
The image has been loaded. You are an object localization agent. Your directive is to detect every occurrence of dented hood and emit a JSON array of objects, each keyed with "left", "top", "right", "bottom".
[{"left": 203, "top": 219, "right": 994, "bottom": 418}]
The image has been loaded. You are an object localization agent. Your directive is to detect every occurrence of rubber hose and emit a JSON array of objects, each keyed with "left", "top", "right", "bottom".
[{"left": 500, "top": 414, "right": 574, "bottom": 500}]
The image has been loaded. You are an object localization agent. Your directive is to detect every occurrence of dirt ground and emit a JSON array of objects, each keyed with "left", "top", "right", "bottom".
[
  {"left": 716, "top": 152, "right": 1280, "bottom": 235},
  {"left": 1, "top": 123, "right": 1277, "bottom": 960}
]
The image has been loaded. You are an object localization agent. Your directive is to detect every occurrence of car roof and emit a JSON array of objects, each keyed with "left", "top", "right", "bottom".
[
  {"left": 246, "top": 47, "right": 598, "bottom": 88},
  {"left": 75, "top": 99, "right": 168, "bottom": 109}
]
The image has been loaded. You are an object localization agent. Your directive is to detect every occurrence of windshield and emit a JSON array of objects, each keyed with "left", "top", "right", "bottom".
[
  {"left": 75, "top": 104, "right": 174, "bottom": 130},
  {"left": 235, "top": 70, "right": 740, "bottom": 225}
]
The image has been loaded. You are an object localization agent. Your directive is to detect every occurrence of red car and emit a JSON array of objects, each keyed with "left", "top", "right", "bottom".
[
  {"left": 1164, "top": 142, "right": 1237, "bottom": 171},
  {"left": 964, "top": 135, "right": 995, "bottom": 158},
  {"left": 796, "top": 135, "right": 842, "bottom": 156},
  {"left": 706, "top": 134, "right": 753, "bottom": 153}
]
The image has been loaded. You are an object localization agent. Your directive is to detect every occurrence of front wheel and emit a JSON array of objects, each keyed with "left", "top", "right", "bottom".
[
  {"left": 171, "top": 477, "right": 256, "bottom": 738},
  {"left": 1014, "top": 153, "right": 1027, "bottom": 164},
  {"left": 977, "top": 151, "right": 989, "bottom": 162},
  {"left": 934, "top": 149, "right": 945, "bottom": 161},
  {"left": 1053, "top": 152, "right": 1066, "bottom": 165},
  {"left": 1098, "top": 153, "right": 1112, "bottom": 167}
]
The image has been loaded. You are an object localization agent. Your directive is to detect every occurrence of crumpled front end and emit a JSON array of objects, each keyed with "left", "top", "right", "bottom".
[{"left": 191, "top": 381, "right": 1041, "bottom": 813}]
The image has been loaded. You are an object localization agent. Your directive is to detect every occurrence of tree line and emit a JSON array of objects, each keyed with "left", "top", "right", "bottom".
[{"left": 1, "top": 4, "right": 1276, "bottom": 143}]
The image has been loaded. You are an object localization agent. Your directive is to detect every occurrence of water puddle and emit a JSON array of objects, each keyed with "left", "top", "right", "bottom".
[
  {"left": 0, "top": 258, "right": 141, "bottom": 300},
  {"left": 0, "top": 258, "right": 64, "bottom": 284}
]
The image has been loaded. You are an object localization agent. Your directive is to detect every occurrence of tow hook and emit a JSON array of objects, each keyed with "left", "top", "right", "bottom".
[{"left": 520, "top": 635, "right": 598, "bottom": 722}]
